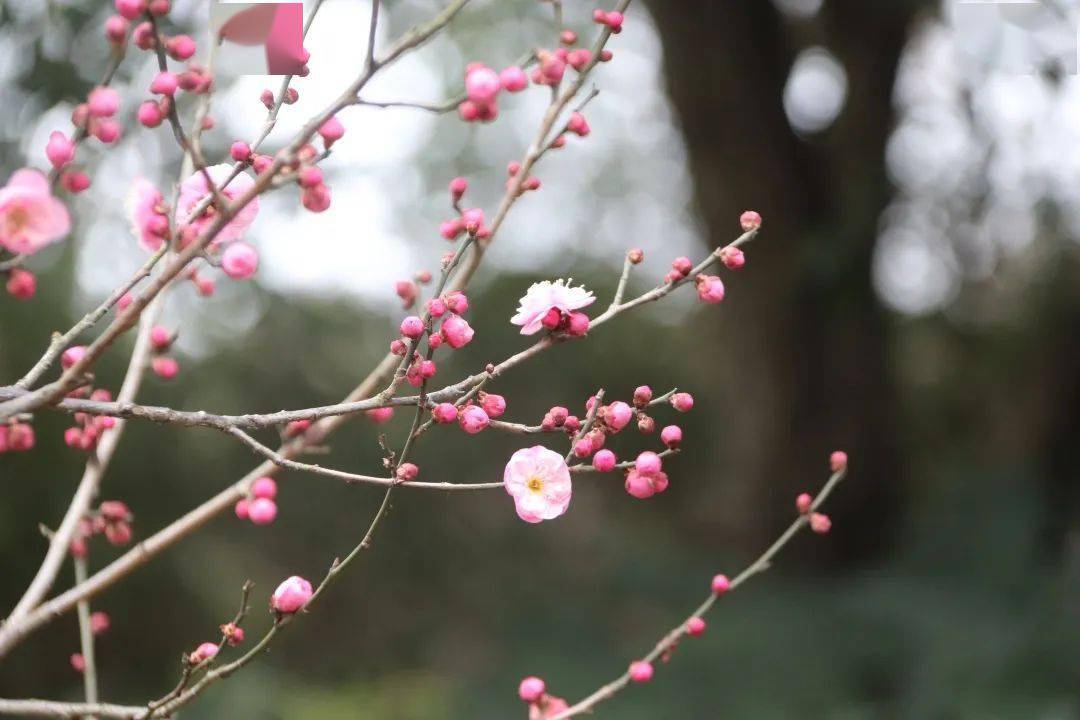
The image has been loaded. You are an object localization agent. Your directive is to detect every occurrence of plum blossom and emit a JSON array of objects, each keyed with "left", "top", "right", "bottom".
[
  {"left": 0, "top": 169, "right": 71, "bottom": 255},
  {"left": 511, "top": 279, "right": 596, "bottom": 335},
  {"left": 503, "top": 446, "right": 572, "bottom": 523},
  {"left": 125, "top": 178, "right": 170, "bottom": 251},
  {"left": 175, "top": 164, "right": 259, "bottom": 245}
]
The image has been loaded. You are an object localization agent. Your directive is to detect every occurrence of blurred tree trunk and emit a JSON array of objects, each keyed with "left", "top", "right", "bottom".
[{"left": 645, "top": 1, "right": 920, "bottom": 560}]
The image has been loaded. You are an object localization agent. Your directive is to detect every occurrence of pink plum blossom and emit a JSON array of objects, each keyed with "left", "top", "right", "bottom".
[
  {"left": 189, "top": 642, "right": 219, "bottom": 663},
  {"left": 511, "top": 279, "right": 596, "bottom": 335},
  {"left": 175, "top": 164, "right": 259, "bottom": 246},
  {"left": 0, "top": 169, "right": 71, "bottom": 255},
  {"left": 125, "top": 178, "right": 170, "bottom": 251},
  {"left": 503, "top": 445, "right": 572, "bottom": 523},
  {"left": 441, "top": 314, "right": 474, "bottom": 348}
]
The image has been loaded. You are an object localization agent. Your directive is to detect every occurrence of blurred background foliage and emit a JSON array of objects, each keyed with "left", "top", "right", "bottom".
[{"left": 1, "top": 0, "right": 1079, "bottom": 718}]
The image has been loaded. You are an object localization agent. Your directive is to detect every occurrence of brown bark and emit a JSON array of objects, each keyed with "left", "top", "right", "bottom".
[{"left": 645, "top": 0, "right": 918, "bottom": 559}]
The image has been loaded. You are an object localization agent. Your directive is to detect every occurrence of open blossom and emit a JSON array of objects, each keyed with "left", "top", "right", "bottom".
[
  {"left": 175, "top": 164, "right": 260, "bottom": 245},
  {"left": 0, "top": 169, "right": 71, "bottom": 255},
  {"left": 503, "top": 446, "right": 572, "bottom": 523},
  {"left": 511, "top": 279, "right": 596, "bottom": 335},
  {"left": 126, "top": 178, "right": 171, "bottom": 251}
]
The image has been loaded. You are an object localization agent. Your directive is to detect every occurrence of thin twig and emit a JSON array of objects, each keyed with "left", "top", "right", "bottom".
[{"left": 549, "top": 466, "right": 848, "bottom": 719}]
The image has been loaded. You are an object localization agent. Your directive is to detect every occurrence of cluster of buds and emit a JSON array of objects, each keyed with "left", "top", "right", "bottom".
[
  {"left": 148, "top": 325, "right": 180, "bottom": 380},
  {"left": 505, "top": 162, "right": 542, "bottom": 196},
  {"left": 4, "top": 268, "right": 36, "bottom": 300},
  {"left": 392, "top": 291, "right": 474, "bottom": 356},
  {"left": 559, "top": 387, "right": 694, "bottom": 500},
  {"left": 430, "top": 390, "right": 506, "bottom": 435},
  {"left": 0, "top": 420, "right": 35, "bottom": 454},
  {"left": 63, "top": 387, "right": 117, "bottom": 451},
  {"left": 440, "top": 205, "right": 492, "bottom": 241},
  {"left": 458, "top": 62, "right": 529, "bottom": 123},
  {"left": 233, "top": 477, "right": 279, "bottom": 526},
  {"left": 795, "top": 451, "right": 847, "bottom": 534},
  {"left": 71, "top": 500, "right": 134, "bottom": 558}
]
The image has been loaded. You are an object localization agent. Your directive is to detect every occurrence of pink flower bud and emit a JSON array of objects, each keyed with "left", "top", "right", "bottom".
[
  {"left": 92, "top": 119, "right": 121, "bottom": 144},
  {"left": 71, "top": 653, "right": 86, "bottom": 673},
  {"left": 686, "top": 616, "right": 706, "bottom": 637},
  {"left": 148, "top": 0, "right": 170, "bottom": 15},
  {"left": 150, "top": 325, "right": 172, "bottom": 350},
  {"left": 105, "top": 15, "right": 129, "bottom": 44},
  {"left": 629, "top": 660, "right": 653, "bottom": 683},
  {"left": 605, "top": 401, "right": 633, "bottom": 432},
  {"left": 271, "top": 575, "right": 313, "bottom": 614},
  {"left": 540, "top": 308, "right": 563, "bottom": 332},
  {"left": 318, "top": 116, "right": 345, "bottom": 147},
  {"left": 432, "top": 403, "right": 458, "bottom": 424},
  {"left": 167, "top": 34, "right": 196, "bottom": 60},
  {"left": 566, "top": 312, "right": 589, "bottom": 336},
  {"left": 711, "top": 574, "right": 730, "bottom": 596},
  {"left": 115, "top": 0, "right": 146, "bottom": 21},
  {"left": 366, "top": 407, "right": 394, "bottom": 424},
  {"left": 234, "top": 498, "right": 250, "bottom": 520},
  {"left": 284, "top": 88, "right": 299, "bottom": 104},
  {"left": 221, "top": 242, "right": 259, "bottom": 280},
  {"left": 624, "top": 469, "right": 655, "bottom": 499},
  {"left": 465, "top": 66, "right": 501, "bottom": 105},
  {"left": 720, "top": 246, "right": 746, "bottom": 269},
  {"left": 152, "top": 356, "right": 179, "bottom": 380},
  {"left": 634, "top": 451, "right": 662, "bottom": 475},
  {"left": 444, "top": 291, "right": 469, "bottom": 314},
  {"left": 518, "top": 676, "right": 546, "bottom": 703},
  {"left": 740, "top": 210, "right": 762, "bottom": 231},
  {"left": 137, "top": 100, "right": 164, "bottom": 127},
  {"left": 459, "top": 404, "right": 490, "bottom": 434},
  {"left": 64, "top": 427, "right": 83, "bottom": 448},
  {"left": 298, "top": 166, "right": 323, "bottom": 189},
  {"left": 221, "top": 622, "right": 245, "bottom": 646},
  {"left": 252, "top": 477, "right": 277, "bottom": 499},
  {"left": 796, "top": 492, "right": 813, "bottom": 514},
  {"left": 252, "top": 154, "right": 273, "bottom": 174},
  {"left": 670, "top": 392, "right": 694, "bottom": 412},
  {"left": 61, "top": 171, "right": 91, "bottom": 193},
  {"left": 90, "top": 611, "right": 110, "bottom": 635},
  {"left": 441, "top": 314, "right": 474, "bottom": 349},
  {"left": 132, "top": 21, "right": 156, "bottom": 50},
  {"left": 500, "top": 66, "right": 528, "bottom": 92},
  {"left": 301, "top": 183, "right": 332, "bottom": 213},
  {"left": 104, "top": 521, "right": 132, "bottom": 546},
  {"left": 6, "top": 268, "right": 36, "bottom": 300},
  {"left": 248, "top": 497, "right": 278, "bottom": 525},
  {"left": 592, "top": 449, "right": 616, "bottom": 472},
  {"left": 660, "top": 425, "right": 682, "bottom": 449},
  {"left": 61, "top": 345, "right": 87, "bottom": 370},
  {"left": 230, "top": 141, "right": 251, "bottom": 162},
  {"left": 150, "top": 71, "right": 178, "bottom": 96},
  {"left": 829, "top": 450, "right": 848, "bottom": 472},
  {"left": 46, "top": 131, "right": 75, "bottom": 168},
  {"left": 567, "top": 111, "right": 590, "bottom": 137},
  {"left": 671, "top": 257, "right": 693, "bottom": 277},
  {"left": 696, "top": 274, "right": 725, "bottom": 304},
  {"left": 449, "top": 176, "right": 468, "bottom": 199},
  {"left": 573, "top": 438, "right": 594, "bottom": 458},
  {"left": 396, "top": 462, "right": 419, "bottom": 482},
  {"left": 810, "top": 513, "right": 832, "bottom": 534},
  {"left": 88, "top": 87, "right": 120, "bottom": 118},
  {"left": 480, "top": 392, "right": 507, "bottom": 418},
  {"left": 189, "top": 642, "right": 219, "bottom": 664},
  {"left": 400, "top": 315, "right": 425, "bottom": 339}
]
